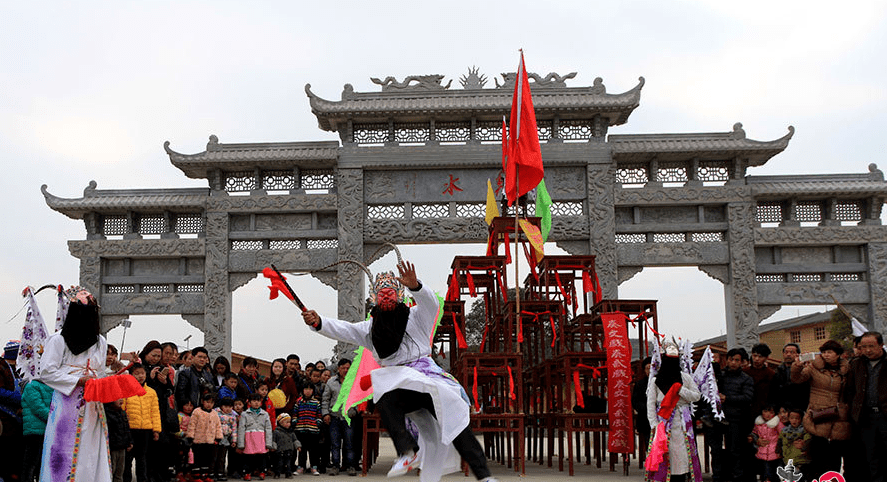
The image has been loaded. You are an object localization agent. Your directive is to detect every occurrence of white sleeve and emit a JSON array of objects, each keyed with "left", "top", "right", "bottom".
[
  {"left": 39, "top": 335, "right": 79, "bottom": 396},
  {"left": 679, "top": 372, "right": 701, "bottom": 403},
  {"left": 646, "top": 377, "right": 659, "bottom": 429},
  {"left": 408, "top": 284, "right": 441, "bottom": 338},
  {"left": 315, "top": 316, "right": 372, "bottom": 348}
]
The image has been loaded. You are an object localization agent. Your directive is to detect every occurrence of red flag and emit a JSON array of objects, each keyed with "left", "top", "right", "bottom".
[
  {"left": 504, "top": 51, "right": 544, "bottom": 206},
  {"left": 263, "top": 267, "right": 294, "bottom": 302}
]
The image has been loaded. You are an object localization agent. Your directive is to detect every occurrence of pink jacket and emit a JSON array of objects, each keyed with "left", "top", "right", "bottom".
[
  {"left": 187, "top": 407, "right": 223, "bottom": 444},
  {"left": 752, "top": 415, "right": 784, "bottom": 461}
]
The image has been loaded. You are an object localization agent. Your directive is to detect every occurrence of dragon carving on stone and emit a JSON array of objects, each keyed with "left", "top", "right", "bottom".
[
  {"left": 370, "top": 75, "right": 452, "bottom": 91},
  {"left": 495, "top": 71, "right": 578, "bottom": 89}
]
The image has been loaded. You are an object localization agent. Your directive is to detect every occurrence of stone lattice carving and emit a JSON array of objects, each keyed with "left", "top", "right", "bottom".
[
  {"left": 779, "top": 283, "right": 852, "bottom": 304},
  {"left": 615, "top": 186, "right": 749, "bottom": 205},
  {"left": 228, "top": 273, "right": 258, "bottom": 292},
  {"left": 699, "top": 265, "right": 730, "bottom": 285},
  {"left": 587, "top": 165, "right": 617, "bottom": 299},
  {"left": 203, "top": 211, "right": 231, "bottom": 358},
  {"left": 618, "top": 266, "right": 643, "bottom": 285},
  {"left": 494, "top": 72, "right": 577, "bottom": 89},
  {"left": 725, "top": 203, "right": 760, "bottom": 349},
  {"left": 549, "top": 217, "right": 590, "bottom": 240},
  {"left": 310, "top": 271, "right": 338, "bottom": 290},
  {"left": 364, "top": 218, "right": 489, "bottom": 243},
  {"left": 755, "top": 226, "right": 887, "bottom": 245},
  {"left": 371, "top": 75, "right": 452, "bottom": 91},
  {"left": 757, "top": 305, "right": 781, "bottom": 322},
  {"left": 69, "top": 239, "right": 205, "bottom": 258},
  {"left": 207, "top": 193, "right": 337, "bottom": 213},
  {"left": 555, "top": 241, "right": 590, "bottom": 256},
  {"left": 867, "top": 243, "right": 887, "bottom": 332},
  {"left": 80, "top": 256, "right": 101, "bottom": 308},
  {"left": 104, "top": 293, "right": 205, "bottom": 316}
]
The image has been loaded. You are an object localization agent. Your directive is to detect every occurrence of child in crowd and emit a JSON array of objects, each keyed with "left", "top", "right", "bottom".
[
  {"left": 237, "top": 393, "right": 273, "bottom": 481},
  {"left": 780, "top": 409, "right": 811, "bottom": 475},
  {"left": 229, "top": 398, "right": 246, "bottom": 479},
  {"left": 219, "top": 373, "right": 239, "bottom": 401},
  {"left": 188, "top": 393, "right": 223, "bottom": 481},
  {"left": 122, "top": 363, "right": 162, "bottom": 482},
  {"left": 273, "top": 413, "right": 301, "bottom": 479},
  {"left": 257, "top": 380, "right": 276, "bottom": 431},
  {"left": 214, "top": 397, "right": 237, "bottom": 481},
  {"left": 104, "top": 398, "right": 134, "bottom": 482},
  {"left": 293, "top": 384, "right": 322, "bottom": 475},
  {"left": 177, "top": 399, "right": 196, "bottom": 478},
  {"left": 752, "top": 404, "right": 784, "bottom": 482},
  {"left": 21, "top": 379, "right": 54, "bottom": 481}
]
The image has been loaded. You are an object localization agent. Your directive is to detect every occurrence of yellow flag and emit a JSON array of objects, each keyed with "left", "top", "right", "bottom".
[
  {"left": 519, "top": 218, "right": 545, "bottom": 262},
  {"left": 485, "top": 179, "right": 500, "bottom": 225}
]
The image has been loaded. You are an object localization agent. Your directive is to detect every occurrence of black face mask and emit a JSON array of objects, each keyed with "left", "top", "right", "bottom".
[
  {"left": 655, "top": 355, "right": 682, "bottom": 394},
  {"left": 61, "top": 302, "right": 100, "bottom": 355},
  {"left": 370, "top": 303, "right": 411, "bottom": 359}
]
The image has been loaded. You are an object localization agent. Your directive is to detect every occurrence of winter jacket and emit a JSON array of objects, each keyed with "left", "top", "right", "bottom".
[
  {"left": 293, "top": 396, "right": 322, "bottom": 433},
  {"left": 744, "top": 364, "right": 776, "bottom": 417},
  {"left": 842, "top": 350, "right": 887, "bottom": 423},
  {"left": 772, "top": 362, "right": 810, "bottom": 412},
  {"left": 218, "top": 386, "right": 237, "bottom": 401},
  {"left": 790, "top": 355, "right": 850, "bottom": 440},
  {"left": 104, "top": 402, "right": 134, "bottom": 451},
  {"left": 123, "top": 384, "right": 163, "bottom": 432},
  {"left": 779, "top": 424, "right": 811, "bottom": 465},
  {"left": 235, "top": 371, "right": 258, "bottom": 401},
  {"left": 718, "top": 368, "right": 754, "bottom": 422},
  {"left": 187, "top": 406, "right": 223, "bottom": 444},
  {"left": 21, "top": 380, "right": 53, "bottom": 436},
  {"left": 175, "top": 366, "right": 215, "bottom": 408},
  {"left": 236, "top": 408, "right": 272, "bottom": 449},
  {"left": 323, "top": 376, "right": 358, "bottom": 421},
  {"left": 267, "top": 374, "right": 300, "bottom": 414},
  {"left": 752, "top": 415, "right": 783, "bottom": 461},
  {"left": 272, "top": 424, "right": 302, "bottom": 452},
  {"left": 215, "top": 407, "right": 237, "bottom": 446},
  {"left": 176, "top": 412, "right": 191, "bottom": 439}
]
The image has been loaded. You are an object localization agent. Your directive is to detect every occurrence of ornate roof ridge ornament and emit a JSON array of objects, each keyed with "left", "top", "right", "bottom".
[
  {"left": 369, "top": 74, "right": 452, "bottom": 92},
  {"left": 494, "top": 71, "right": 578, "bottom": 90},
  {"left": 460, "top": 67, "right": 487, "bottom": 90}
]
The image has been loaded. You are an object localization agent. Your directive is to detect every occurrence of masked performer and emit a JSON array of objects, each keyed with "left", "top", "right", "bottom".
[
  {"left": 301, "top": 261, "right": 497, "bottom": 482},
  {"left": 646, "top": 340, "right": 702, "bottom": 482},
  {"left": 39, "top": 287, "right": 112, "bottom": 482}
]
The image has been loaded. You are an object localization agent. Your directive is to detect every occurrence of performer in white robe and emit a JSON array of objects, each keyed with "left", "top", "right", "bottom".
[
  {"left": 301, "top": 261, "right": 496, "bottom": 482},
  {"left": 39, "top": 287, "right": 111, "bottom": 482}
]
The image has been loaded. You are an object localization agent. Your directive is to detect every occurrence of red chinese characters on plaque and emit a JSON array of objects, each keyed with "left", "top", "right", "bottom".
[{"left": 602, "top": 312, "right": 635, "bottom": 453}]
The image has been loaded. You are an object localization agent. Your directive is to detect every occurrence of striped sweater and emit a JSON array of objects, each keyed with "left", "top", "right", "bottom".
[{"left": 292, "top": 396, "right": 322, "bottom": 433}]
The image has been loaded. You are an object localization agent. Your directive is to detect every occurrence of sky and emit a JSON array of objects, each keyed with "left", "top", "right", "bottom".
[{"left": 2, "top": 1, "right": 886, "bottom": 364}]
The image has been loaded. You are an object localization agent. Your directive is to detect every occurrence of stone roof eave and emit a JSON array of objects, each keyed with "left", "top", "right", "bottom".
[
  {"left": 305, "top": 77, "right": 645, "bottom": 132},
  {"left": 42, "top": 182, "right": 209, "bottom": 220}
]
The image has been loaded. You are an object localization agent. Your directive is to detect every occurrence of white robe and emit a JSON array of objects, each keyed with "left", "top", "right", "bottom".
[
  {"left": 39, "top": 333, "right": 111, "bottom": 482},
  {"left": 314, "top": 285, "right": 468, "bottom": 482},
  {"left": 646, "top": 371, "right": 701, "bottom": 476}
]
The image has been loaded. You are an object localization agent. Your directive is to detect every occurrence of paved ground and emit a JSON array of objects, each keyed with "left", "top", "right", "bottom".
[{"left": 350, "top": 437, "right": 652, "bottom": 481}]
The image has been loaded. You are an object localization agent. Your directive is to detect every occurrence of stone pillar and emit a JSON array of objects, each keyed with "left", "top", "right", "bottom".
[
  {"left": 587, "top": 164, "right": 617, "bottom": 299},
  {"left": 335, "top": 168, "right": 366, "bottom": 360},
  {"left": 203, "top": 210, "right": 232, "bottom": 359},
  {"left": 866, "top": 243, "right": 887, "bottom": 333},
  {"left": 725, "top": 202, "right": 759, "bottom": 349},
  {"left": 80, "top": 255, "right": 104, "bottom": 328}
]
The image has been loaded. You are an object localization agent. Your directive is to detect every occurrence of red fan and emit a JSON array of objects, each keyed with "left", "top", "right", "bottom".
[{"left": 84, "top": 374, "right": 146, "bottom": 403}]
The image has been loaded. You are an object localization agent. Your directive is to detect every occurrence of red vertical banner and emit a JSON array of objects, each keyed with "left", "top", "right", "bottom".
[{"left": 602, "top": 312, "right": 635, "bottom": 454}]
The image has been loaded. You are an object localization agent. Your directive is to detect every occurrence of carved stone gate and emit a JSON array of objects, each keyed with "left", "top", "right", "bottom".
[{"left": 44, "top": 69, "right": 887, "bottom": 357}]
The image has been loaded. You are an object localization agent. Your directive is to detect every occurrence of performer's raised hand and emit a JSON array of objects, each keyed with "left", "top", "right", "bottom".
[
  {"left": 302, "top": 309, "right": 321, "bottom": 328},
  {"left": 396, "top": 260, "right": 419, "bottom": 290}
]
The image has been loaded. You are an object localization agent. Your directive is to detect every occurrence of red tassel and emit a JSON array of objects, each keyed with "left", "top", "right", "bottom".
[
  {"left": 593, "top": 270, "right": 603, "bottom": 304},
  {"left": 555, "top": 272, "right": 569, "bottom": 305},
  {"left": 582, "top": 270, "right": 593, "bottom": 293},
  {"left": 549, "top": 315, "right": 558, "bottom": 348},
  {"left": 574, "top": 371, "right": 584, "bottom": 409},
  {"left": 466, "top": 272, "right": 476, "bottom": 297},
  {"left": 446, "top": 268, "right": 459, "bottom": 301},
  {"left": 507, "top": 365, "right": 516, "bottom": 401},
  {"left": 473, "top": 367, "right": 480, "bottom": 411},
  {"left": 503, "top": 231, "right": 512, "bottom": 264},
  {"left": 657, "top": 382, "right": 682, "bottom": 420},
  {"left": 485, "top": 232, "right": 495, "bottom": 257},
  {"left": 452, "top": 313, "right": 468, "bottom": 349}
]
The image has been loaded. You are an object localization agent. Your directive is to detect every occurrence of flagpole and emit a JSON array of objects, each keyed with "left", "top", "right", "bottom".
[{"left": 514, "top": 167, "right": 521, "bottom": 354}]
